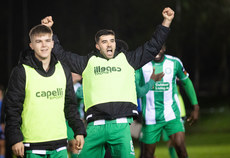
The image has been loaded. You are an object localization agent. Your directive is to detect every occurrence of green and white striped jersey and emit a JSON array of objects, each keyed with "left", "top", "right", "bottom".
[{"left": 136, "top": 55, "right": 189, "bottom": 125}]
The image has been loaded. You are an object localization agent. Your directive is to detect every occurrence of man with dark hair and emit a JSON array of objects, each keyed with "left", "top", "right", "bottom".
[
  {"left": 41, "top": 7, "right": 174, "bottom": 158},
  {"left": 3, "top": 24, "right": 86, "bottom": 157},
  {"left": 95, "top": 29, "right": 115, "bottom": 42}
]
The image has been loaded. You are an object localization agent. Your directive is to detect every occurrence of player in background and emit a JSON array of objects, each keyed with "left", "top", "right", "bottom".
[
  {"left": 135, "top": 44, "right": 199, "bottom": 158},
  {"left": 161, "top": 81, "right": 187, "bottom": 158}
]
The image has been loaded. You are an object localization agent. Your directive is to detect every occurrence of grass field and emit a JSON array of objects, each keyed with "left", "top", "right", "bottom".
[{"left": 133, "top": 105, "right": 230, "bottom": 158}]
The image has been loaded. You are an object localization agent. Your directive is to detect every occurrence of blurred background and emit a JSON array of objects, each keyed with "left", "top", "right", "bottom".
[
  {"left": 0, "top": 0, "right": 230, "bottom": 99},
  {"left": 1, "top": 0, "right": 230, "bottom": 99},
  {"left": 0, "top": 0, "right": 230, "bottom": 157}
]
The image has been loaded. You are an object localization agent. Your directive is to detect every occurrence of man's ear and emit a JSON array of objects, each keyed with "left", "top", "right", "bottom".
[
  {"left": 29, "top": 43, "right": 33, "bottom": 50},
  {"left": 95, "top": 43, "right": 100, "bottom": 50}
]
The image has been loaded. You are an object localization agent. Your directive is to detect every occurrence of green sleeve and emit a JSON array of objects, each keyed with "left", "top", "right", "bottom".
[
  {"left": 176, "top": 59, "right": 189, "bottom": 81},
  {"left": 180, "top": 78, "right": 198, "bottom": 105},
  {"left": 135, "top": 69, "right": 155, "bottom": 98},
  {"left": 76, "top": 86, "right": 83, "bottom": 99}
]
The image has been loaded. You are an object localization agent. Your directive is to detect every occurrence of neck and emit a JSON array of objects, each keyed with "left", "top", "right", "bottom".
[
  {"left": 159, "top": 55, "right": 165, "bottom": 62},
  {"left": 34, "top": 53, "right": 51, "bottom": 72},
  {"left": 42, "top": 58, "right": 50, "bottom": 72},
  {"left": 155, "top": 55, "right": 165, "bottom": 63}
]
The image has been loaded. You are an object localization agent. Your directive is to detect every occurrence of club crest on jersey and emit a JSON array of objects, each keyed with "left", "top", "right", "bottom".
[{"left": 165, "top": 67, "right": 172, "bottom": 74}]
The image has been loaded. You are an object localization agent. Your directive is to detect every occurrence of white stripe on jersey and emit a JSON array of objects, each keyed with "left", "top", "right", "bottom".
[
  {"left": 163, "top": 59, "right": 176, "bottom": 121},
  {"left": 141, "top": 56, "right": 186, "bottom": 124},
  {"left": 142, "top": 62, "right": 156, "bottom": 125},
  {"left": 145, "top": 90, "right": 156, "bottom": 124}
]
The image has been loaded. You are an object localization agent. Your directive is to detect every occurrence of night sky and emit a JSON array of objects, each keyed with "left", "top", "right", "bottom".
[{"left": 1, "top": 0, "right": 230, "bottom": 99}]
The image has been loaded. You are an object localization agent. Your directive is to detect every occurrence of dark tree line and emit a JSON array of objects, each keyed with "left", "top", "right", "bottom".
[{"left": 0, "top": 0, "right": 229, "bottom": 98}]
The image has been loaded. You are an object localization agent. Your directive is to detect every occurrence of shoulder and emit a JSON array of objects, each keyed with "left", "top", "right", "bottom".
[
  {"left": 165, "top": 55, "right": 183, "bottom": 66},
  {"left": 58, "top": 61, "right": 71, "bottom": 74},
  {"left": 10, "top": 65, "right": 26, "bottom": 78},
  {"left": 7, "top": 65, "right": 26, "bottom": 90},
  {"left": 58, "top": 61, "right": 73, "bottom": 81}
]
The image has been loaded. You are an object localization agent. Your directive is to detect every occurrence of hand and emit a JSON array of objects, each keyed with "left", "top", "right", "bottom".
[
  {"left": 162, "top": 7, "right": 175, "bottom": 27},
  {"left": 41, "top": 16, "right": 54, "bottom": 28},
  {"left": 67, "top": 139, "right": 79, "bottom": 154},
  {"left": 75, "top": 135, "right": 84, "bottom": 150},
  {"left": 150, "top": 68, "right": 164, "bottom": 82},
  {"left": 12, "top": 142, "right": 24, "bottom": 157},
  {"left": 187, "top": 104, "right": 199, "bottom": 126}
]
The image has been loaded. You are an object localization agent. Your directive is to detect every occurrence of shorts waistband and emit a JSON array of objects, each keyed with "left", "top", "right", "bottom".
[{"left": 88, "top": 117, "right": 131, "bottom": 126}]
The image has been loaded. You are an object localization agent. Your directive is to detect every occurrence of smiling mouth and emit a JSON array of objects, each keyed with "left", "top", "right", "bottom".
[{"left": 41, "top": 49, "right": 48, "bottom": 52}]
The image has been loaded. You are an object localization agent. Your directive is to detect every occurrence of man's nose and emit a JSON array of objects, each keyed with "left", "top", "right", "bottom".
[
  {"left": 108, "top": 42, "right": 112, "bottom": 46},
  {"left": 41, "top": 41, "right": 47, "bottom": 46}
]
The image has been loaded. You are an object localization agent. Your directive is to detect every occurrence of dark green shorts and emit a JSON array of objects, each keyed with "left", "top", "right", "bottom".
[
  {"left": 162, "top": 118, "right": 185, "bottom": 141},
  {"left": 78, "top": 122, "right": 135, "bottom": 158},
  {"left": 140, "top": 118, "right": 185, "bottom": 144}
]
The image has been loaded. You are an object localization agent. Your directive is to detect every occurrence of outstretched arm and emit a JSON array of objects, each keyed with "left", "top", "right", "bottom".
[
  {"left": 162, "top": 7, "right": 175, "bottom": 28},
  {"left": 126, "top": 7, "right": 174, "bottom": 70},
  {"left": 41, "top": 16, "right": 89, "bottom": 74}
]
